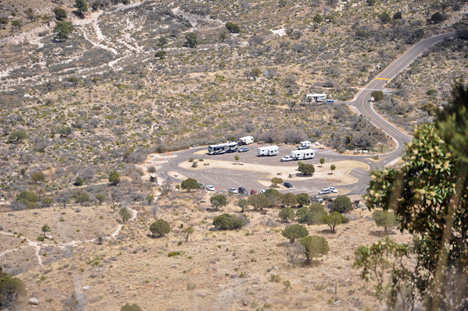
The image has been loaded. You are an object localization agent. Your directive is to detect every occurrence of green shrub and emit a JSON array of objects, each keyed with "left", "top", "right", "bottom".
[
  {"left": 300, "top": 236, "right": 329, "bottom": 263},
  {"left": 278, "top": 207, "right": 295, "bottom": 222},
  {"left": 168, "top": 251, "right": 180, "bottom": 257},
  {"left": 225, "top": 22, "right": 240, "bottom": 33},
  {"left": 282, "top": 224, "right": 308, "bottom": 243},
  {"left": 150, "top": 219, "right": 171, "bottom": 237},
  {"left": 213, "top": 214, "right": 248, "bottom": 230},
  {"left": 330, "top": 196, "right": 352, "bottom": 213}
]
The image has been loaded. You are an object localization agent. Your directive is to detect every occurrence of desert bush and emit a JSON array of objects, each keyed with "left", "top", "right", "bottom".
[
  {"left": 371, "top": 90, "right": 384, "bottom": 101},
  {"left": 297, "top": 204, "right": 327, "bottom": 225},
  {"left": 181, "top": 178, "right": 199, "bottom": 192},
  {"left": 300, "top": 236, "right": 329, "bottom": 263},
  {"left": 330, "top": 196, "right": 352, "bottom": 213},
  {"left": 281, "top": 193, "right": 297, "bottom": 207},
  {"left": 271, "top": 177, "right": 283, "bottom": 187},
  {"left": 121, "top": 304, "right": 142, "bottom": 311},
  {"left": 278, "top": 207, "right": 295, "bottom": 223},
  {"left": 282, "top": 224, "right": 308, "bottom": 243},
  {"left": 150, "top": 219, "right": 171, "bottom": 237},
  {"left": 248, "top": 193, "right": 270, "bottom": 210},
  {"left": 298, "top": 163, "right": 315, "bottom": 176},
  {"left": 373, "top": 210, "right": 398, "bottom": 233},
  {"left": 0, "top": 267, "right": 27, "bottom": 308},
  {"left": 210, "top": 195, "right": 227, "bottom": 210},
  {"left": 225, "top": 22, "right": 240, "bottom": 33},
  {"left": 213, "top": 214, "right": 248, "bottom": 230}
]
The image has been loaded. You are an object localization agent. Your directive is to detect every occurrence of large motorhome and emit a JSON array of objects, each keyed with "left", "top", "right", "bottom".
[
  {"left": 257, "top": 145, "right": 279, "bottom": 156},
  {"left": 239, "top": 136, "right": 254, "bottom": 145},
  {"left": 306, "top": 93, "right": 327, "bottom": 102},
  {"left": 298, "top": 141, "right": 311, "bottom": 150},
  {"left": 208, "top": 142, "right": 238, "bottom": 155},
  {"left": 290, "top": 149, "right": 315, "bottom": 160}
]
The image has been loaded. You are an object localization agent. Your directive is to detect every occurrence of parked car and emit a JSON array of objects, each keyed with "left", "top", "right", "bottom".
[
  {"left": 229, "top": 187, "right": 238, "bottom": 194},
  {"left": 311, "top": 195, "right": 323, "bottom": 203},
  {"left": 281, "top": 155, "right": 293, "bottom": 162},
  {"left": 250, "top": 189, "right": 257, "bottom": 195},
  {"left": 238, "top": 187, "right": 248, "bottom": 194},
  {"left": 198, "top": 182, "right": 204, "bottom": 189},
  {"left": 284, "top": 182, "right": 293, "bottom": 188},
  {"left": 319, "top": 187, "right": 338, "bottom": 195},
  {"left": 206, "top": 185, "right": 215, "bottom": 191},
  {"left": 326, "top": 99, "right": 335, "bottom": 103},
  {"left": 238, "top": 146, "right": 249, "bottom": 153},
  {"left": 260, "top": 189, "right": 266, "bottom": 194}
]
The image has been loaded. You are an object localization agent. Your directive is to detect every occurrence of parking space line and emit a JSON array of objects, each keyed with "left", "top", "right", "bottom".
[{"left": 226, "top": 177, "right": 243, "bottom": 187}]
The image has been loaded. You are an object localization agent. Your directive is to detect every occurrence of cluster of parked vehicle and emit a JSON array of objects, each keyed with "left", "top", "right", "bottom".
[
  {"left": 205, "top": 184, "right": 337, "bottom": 196},
  {"left": 207, "top": 136, "right": 254, "bottom": 155}
]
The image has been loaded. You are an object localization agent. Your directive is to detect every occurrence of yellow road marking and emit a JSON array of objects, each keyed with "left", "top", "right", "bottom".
[{"left": 376, "top": 77, "right": 391, "bottom": 80}]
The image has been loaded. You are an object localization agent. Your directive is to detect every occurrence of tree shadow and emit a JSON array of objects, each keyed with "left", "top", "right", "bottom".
[
  {"left": 369, "top": 230, "right": 396, "bottom": 237},
  {"left": 318, "top": 229, "right": 336, "bottom": 235}
]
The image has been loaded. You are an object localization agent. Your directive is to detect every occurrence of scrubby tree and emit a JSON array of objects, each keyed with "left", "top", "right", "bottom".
[
  {"left": 330, "top": 195, "right": 352, "bottom": 213},
  {"left": 297, "top": 203, "right": 327, "bottom": 225},
  {"left": 225, "top": 22, "right": 240, "bottom": 33},
  {"left": 366, "top": 0, "right": 376, "bottom": 5},
  {"left": 16, "top": 191, "right": 39, "bottom": 209},
  {"left": 54, "top": 7, "right": 67, "bottom": 21},
  {"left": 322, "top": 211, "right": 344, "bottom": 233},
  {"left": 121, "top": 303, "right": 142, "bottom": 311},
  {"left": 0, "top": 267, "right": 27, "bottom": 308},
  {"left": 238, "top": 199, "right": 248, "bottom": 213},
  {"left": 393, "top": 11, "right": 402, "bottom": 20},
  {"left": 154, "top": 51, "right": 166, "bottom": 59},
  {"left": 74, "top": 176, "right": 84, "bottom": 186},
  {"left": 379, "top": 12, "right": 391, "bottom": 24},
  {"left": 313, "top": 13, "right": 323, "bottom": 23},
  {"left": 278, "top": 207, "right": 295, "bottom": 223},
  {"left": 184, "top": 32, "right": 198, "bottom": 48},
  {"left": 41, "top": 224, "right": 50, "bottom": 236},
  {"left": 75, "top": 192, "right": 90, "bottom": 205},
  {"left": 109, "top": 170, "right": 120, "bottom": 186},
  {"left": 248, "top": 193, "right": 270, "bottom": 210},
  {"left": 300, "top": 236, "right": 329, "bottom": 263},
  {"left": 296, "top": 193, "right": 310, "bottom": 207},
  {"left": 53, "top": 21, "right": 74, "bottom": 42},
  {"left": 157, "top": 36, "right": 168, "bottom": 49},
  {"left": 371, "top": 90, "right": 384, "bottom": 101},
  {"left": 320, "top": 158, "right": 325, "bottom": 167},
  {"left": 330, "top": 164, "right": 336, "bottom": 174},
  {"left": 213, "top": 214, "right": 247, "bottom": 230},
  {"left": 298, "top": 163, "right": 315, "bottom": 176},
  {"left": 8, "top": 129, "right": 27, "bottom": 143},
  {"left": 183, "top": 226, "right": 194, "bottom": 242},
  {"left": 119, "top": 207, "right": 131, "bottom": 223},
  {"left": 373, "top": 210, "right": 398, "bottom": 233},
  {"left": 430, "top": 12, "right": 444, "bottom": 23},
  {"left": 282, "top": 224, "right": 308, "bottom": 243},
  {"left": 150, "top": 219, "right": 171, "bottom": 237},
  {"left": 31, "top": 171, "right": 45, "bottom": 183},
  {"left": 271, "top": 177, "right": 283, "bottom": 187},
  {"left": 95, "top": 194, "right": 106, "bottom": 205},
  {"left": 181, "top": 178, "right": 199, "bottom": 192},
  {"left": 234, "top": 155, "right": 239, "bottom": 163},
  {"left": 210, "top": 195, "right": 227, "bottom": 210},
  {"left": 74, "top": 0, "right": 88, "bottom": 16},
  {"left": 160, "top": 177, "right": 172, "bottom": 195},
  {"left": 146, "top": 194, "right": 154, "bottom": 205},
  {"left": 282, "top": 193, "right": 297, "bottom": 207}
]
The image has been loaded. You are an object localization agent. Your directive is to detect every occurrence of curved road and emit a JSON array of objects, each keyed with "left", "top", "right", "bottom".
[
  {"left": 351, "top": 32, "right": 455, "bottom": 165},
  {"left": 155, "top": 32, "right": 455, "bottom": 196}
]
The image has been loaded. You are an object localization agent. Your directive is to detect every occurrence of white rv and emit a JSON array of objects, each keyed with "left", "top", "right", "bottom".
[
  {"left": 208, "top": 142, "right": 238, "bottom": 155},
  {"left": 257, "top": 145, "right": 279, "bottom": 156},
  {"left": 306, "top": 94, "right": 327, "bottom": 102},
  {"left": 290, "top": 149, "right": 315, "bottom": 160},
  {"left": 239, "top": 136, "right": 254, "bottom": 145},
  {"left": 298, "top": 141, "right": 311, "bottom": 150}
]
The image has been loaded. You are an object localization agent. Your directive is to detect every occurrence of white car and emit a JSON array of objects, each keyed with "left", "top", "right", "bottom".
[
  {"left": 260, "top": 189, "right": 266, "bottom": 194},
  {"left": 229, "top": 187, "right": 238, "bottom": 194},
  {"left": 206, "top": 185, "right": 215, "bottom": 191},
  {"left": 281, "top": 155, "right": 293, "bottom": 162},
  {"left": 319, "top": 187, "right": 338, "bottom": 195}
]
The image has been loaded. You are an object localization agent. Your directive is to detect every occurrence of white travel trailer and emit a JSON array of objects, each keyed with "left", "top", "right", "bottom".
[
  {"left": 257, "top": 145, "right": 279, "bottom": 156},
  {"left": 306, "top": 94, "right": 327, "bottom": 102},
  {"left": 290, "top": 149, "right": 316, "bottom": 160},
  {"left": 239, "top": 136, "right": 254, "bottom": 145},
  {"left": 298, "top": 141, "right": 311, "bottom": 150},
  {"left": 208, "top": 142, "right": 238, "bottom": 155}
]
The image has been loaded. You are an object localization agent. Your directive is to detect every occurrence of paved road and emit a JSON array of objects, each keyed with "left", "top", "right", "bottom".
[
  {"left": 350, "top": 32, "right": 455, "bottom": 164},
  {"left": 154, "top": 32, "right": 455, "bottom": 197}
]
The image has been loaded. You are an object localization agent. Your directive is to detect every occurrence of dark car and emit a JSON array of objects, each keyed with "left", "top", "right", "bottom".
[
  {"left": 238, "top": 146, "right": 249, "bottom": 153},
  {"left": 284, "top": 182, "right": 293, "bottom": 188},
  {"left": 238, "top": 187, "right": 248, "bottom": 194}
]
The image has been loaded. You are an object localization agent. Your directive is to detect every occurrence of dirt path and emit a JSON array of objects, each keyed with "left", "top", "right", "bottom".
[{"left": 0, "top": 206, "right": 138, "bottom": 267}]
